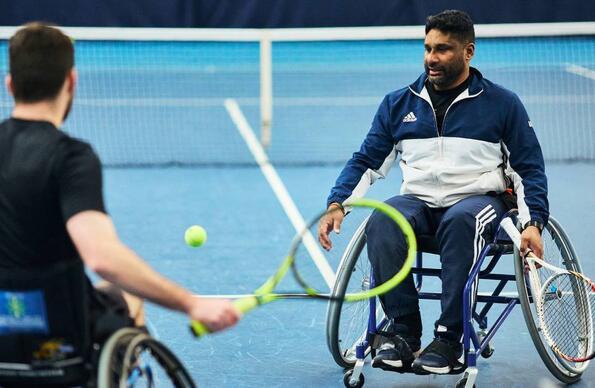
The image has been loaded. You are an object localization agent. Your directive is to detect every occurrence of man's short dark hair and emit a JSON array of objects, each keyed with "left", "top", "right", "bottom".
[
  {"left": 425, "top": 10, "right": 475, "bottom": 44},
  {"left": 9, "top": 22, "right": 74, "bottom": 103}
]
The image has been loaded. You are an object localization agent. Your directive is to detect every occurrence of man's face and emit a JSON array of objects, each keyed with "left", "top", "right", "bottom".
[{"left": 424, "top": 29, "right": 472, "bottom": 90}]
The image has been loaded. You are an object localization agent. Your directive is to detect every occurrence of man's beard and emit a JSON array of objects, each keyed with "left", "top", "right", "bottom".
[
  {"left": 424, "top": 57, "right": 466, "bottom": 89},
  {"left": 63, "top": 93, "right": 73, "bottom": 121}
]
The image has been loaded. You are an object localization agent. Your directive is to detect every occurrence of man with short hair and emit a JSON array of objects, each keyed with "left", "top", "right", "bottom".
[
  {"left": 318, "top": 10, "right": 547, "bottom": 374},
  {"left": 0, "top": 22, "right": 240, "bottom": 343}
]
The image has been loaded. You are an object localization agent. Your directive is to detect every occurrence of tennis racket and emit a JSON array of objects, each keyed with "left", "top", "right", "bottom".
[
  {"left": 501, "top": 217, "right": 595, "bottom": 364},
  {"left": 190, "top": 197, "right": 417, "bottom": 337}
]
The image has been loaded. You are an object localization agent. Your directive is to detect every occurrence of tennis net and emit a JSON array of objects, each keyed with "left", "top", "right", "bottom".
[{"left": 0, "top": 23, "right": 593, "bottom": 166}]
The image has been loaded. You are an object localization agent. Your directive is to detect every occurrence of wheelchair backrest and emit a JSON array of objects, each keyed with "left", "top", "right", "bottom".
[{"left": 0, "top": 259, "right": 91, "bottom": 385}]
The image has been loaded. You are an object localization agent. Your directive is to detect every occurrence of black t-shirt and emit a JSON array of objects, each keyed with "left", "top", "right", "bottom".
[
  {"left": 426, "top": 74, "right": 471, "bottom": 134},
  {"left": 0, "top": 118, "right": 105, "bottom": 269}
]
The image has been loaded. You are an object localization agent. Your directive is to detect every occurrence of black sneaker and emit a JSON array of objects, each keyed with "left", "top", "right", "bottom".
[
  {"left": 411, "top": 337, "right": 464, "bottom": 374},
  {"left": 371, "top": 334, "right": 420, "bottom": 373}
]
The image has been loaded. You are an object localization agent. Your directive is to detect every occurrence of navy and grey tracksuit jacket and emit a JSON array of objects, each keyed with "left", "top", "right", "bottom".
[
  {"left": 327, "top": 68, "right": 548, "bottom": 227},
  {"left": 327, "top": 68, "right": 549, "bottom": 336}
]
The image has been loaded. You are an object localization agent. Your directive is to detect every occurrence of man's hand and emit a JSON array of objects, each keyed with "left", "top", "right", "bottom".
[
  {"left": 520, "top": 226, "right": 543, "bottom": 259},
  {"left": 318, "top": 203, "right": 345, "bottom": 251},
  {"left": 187, "top": 297, "right": 241, "bottom": 333}
]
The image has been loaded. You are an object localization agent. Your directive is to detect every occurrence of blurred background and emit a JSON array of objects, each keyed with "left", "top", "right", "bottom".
[{"left": 0, "top": 1, "right": 593, "bottom": 387}]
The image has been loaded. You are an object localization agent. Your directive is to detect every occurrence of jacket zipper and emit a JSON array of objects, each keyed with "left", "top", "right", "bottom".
[
  {"left": 408, "top": 86, "right": 484, "bottom": 137},
  {"left": 408, "top": 85, "right": 484, "bottom": 206}
]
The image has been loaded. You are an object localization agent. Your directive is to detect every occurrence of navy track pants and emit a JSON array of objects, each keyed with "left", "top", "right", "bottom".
[{"left": 366, "top": 194, "right": 508, "bottom": 338}]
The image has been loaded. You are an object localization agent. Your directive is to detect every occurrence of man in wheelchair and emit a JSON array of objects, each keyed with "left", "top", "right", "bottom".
[
  {"left": 318, "top": 10, "right": 548, "bottom": 376},
  {"left": 0, "top": 23, "right": 240, "bottom": 385}
]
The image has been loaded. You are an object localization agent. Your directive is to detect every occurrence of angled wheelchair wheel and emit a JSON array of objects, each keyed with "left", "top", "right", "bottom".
[
  {"left": 97, "top": 328, "right": 196, "bottom": 388},
  {"left": 514, "top": 216, "right": 584, "bottom": 383},
  {"left": 326, "top": 219, "right": 383, "bottom": 368}
]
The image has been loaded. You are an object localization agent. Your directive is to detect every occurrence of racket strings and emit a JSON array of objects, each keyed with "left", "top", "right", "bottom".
[{"left": 540, "top": 273, "right": 593, "bottom": 360}]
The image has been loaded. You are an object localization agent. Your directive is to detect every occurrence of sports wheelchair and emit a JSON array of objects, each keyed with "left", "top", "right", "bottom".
[
  {"left": 0, "top": 260, "right": 195, "bottom": 387},
  {"left": 326, "top": 210, "right": 587, "bottom": 387}
]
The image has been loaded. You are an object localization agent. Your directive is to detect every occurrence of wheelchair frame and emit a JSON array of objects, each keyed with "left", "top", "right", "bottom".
[
  {"left": 0, "top": 260, "right": 195, "bottom": 388},
  {"left": 0, "top": 326, "right": 195, "bottom": 388},
  {"left": 329, "top": 212, "right": 586, "bottom": 388}
]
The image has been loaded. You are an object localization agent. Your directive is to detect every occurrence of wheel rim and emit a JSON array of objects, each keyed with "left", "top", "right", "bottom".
[
  {"left": 515, "top": 217, "right": 585, "bottom": 381},
  {"left": 327, "top": 219, "right": 381, "bottom": 367},
  {"left": 337, "top": 250, "right": 382, "bottom": 364}
]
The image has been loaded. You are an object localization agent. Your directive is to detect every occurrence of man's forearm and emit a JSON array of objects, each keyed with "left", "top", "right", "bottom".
[{"left": 92, "top": 240, "right": 193, "bottom": 314}]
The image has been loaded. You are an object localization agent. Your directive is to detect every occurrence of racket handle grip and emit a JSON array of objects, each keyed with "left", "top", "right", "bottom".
[
  {"left": 189, "top": 296, "right": 259, "bottom": 338},
  {"left": 189, "top": 320, "right": 209, "bottom": 337},
  {"left": 500, "top": 218, "right": 521, "bottom": 249}
]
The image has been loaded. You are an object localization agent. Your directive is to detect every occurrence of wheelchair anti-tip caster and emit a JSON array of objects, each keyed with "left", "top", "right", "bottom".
[
  {"left": 477, "top": 330, "right": 494, "bottom": 358},
  {"left": 343, "top": 369, "right": 365, "bottom": 388}
]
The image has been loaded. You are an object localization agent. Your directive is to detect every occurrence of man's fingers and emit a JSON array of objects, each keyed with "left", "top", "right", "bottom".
[
  {"left": 318, "top": 218, "right": 333, "bottom": 250},
  {"left": 333, "top": 217, "right": 341, "bottom": 234},
  {"left": 520, "top": 241, "right": 528, "bottom": 256}
]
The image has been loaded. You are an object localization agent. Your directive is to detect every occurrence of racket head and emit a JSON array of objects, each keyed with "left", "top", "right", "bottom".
[
  {"left": 286, "top": 198, "right": 416, "bottom": 302},
  {"left": 538, "top": 271, "right": 594, "bottom": 365},
  {"left": 507, "top": 214, "right": 591, "bottom": 374}
]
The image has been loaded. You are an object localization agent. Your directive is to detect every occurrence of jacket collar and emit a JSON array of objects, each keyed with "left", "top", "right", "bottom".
[{"left": 409, "top": 67, "right": 484, "bottom": 95}]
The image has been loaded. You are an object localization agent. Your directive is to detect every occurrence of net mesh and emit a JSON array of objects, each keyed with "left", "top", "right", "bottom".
[{"left": 0, "top": 31, "right": 593, "bottom": 166}]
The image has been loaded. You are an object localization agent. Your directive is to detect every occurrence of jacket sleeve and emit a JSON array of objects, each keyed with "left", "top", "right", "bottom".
[
  {"left": 502, "top": 93, "right": 549, "bottom": 226},
  {"left": 327, "top": 95, "right": 397, "bottom": 208}
]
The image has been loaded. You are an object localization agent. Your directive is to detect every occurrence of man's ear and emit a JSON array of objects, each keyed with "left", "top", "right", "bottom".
[
  {"left": 5, "top": 74, "right": 13, "bottom": 96},
  {"left": 465, "top": 42, "right": 475, "bottom": 61},
  {"left": 67, "top": 68, "right": 77, "bottom": 93}
]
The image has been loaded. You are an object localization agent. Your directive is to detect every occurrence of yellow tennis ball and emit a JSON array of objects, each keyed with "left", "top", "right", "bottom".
[{"left": 184, "top": 225, "right": 207, "bottom": 247}]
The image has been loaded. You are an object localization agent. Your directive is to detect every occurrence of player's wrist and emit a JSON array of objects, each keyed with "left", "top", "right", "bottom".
[
  {"left": 328, "top": 202, "right": 345, "bottom": 214},
  {"left": 523, "top": 220, "right": 544, "bottom": 234}
]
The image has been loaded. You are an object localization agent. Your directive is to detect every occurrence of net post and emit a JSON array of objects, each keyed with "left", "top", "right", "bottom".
[{"left": 260, "top": 31, "right": 273, "bottom": 149}]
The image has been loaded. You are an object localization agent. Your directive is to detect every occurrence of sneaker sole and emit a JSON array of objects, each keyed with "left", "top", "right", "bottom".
[
  {"left": 414, "top": 353, "right": 464, "bottom": 375},
  {"left": 375, "top": 359, "right": 403, "bottom": 368},
  {"left": 419, "top": 365, "right": 452, "bottom": 374},
  {"left": 372, "top": 359, "right": 413, "bottom": 373}
]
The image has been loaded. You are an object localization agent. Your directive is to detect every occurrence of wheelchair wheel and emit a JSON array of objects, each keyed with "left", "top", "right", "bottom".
[
  {"left": 514, "top": 216, "right": 584, "bottom": 383},
  {"left": 326, "top": 219, "right": 383, "bottom": 368},
  {"left": 97, "top": 328, "right": 196, "bottom": 388}
]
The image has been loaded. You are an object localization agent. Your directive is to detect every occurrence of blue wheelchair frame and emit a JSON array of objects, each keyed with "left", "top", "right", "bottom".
[{"left": 348, "top": 212, "right": 518, "bottom": 387}]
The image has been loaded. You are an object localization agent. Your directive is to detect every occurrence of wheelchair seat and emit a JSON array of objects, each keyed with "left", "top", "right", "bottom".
[
  {"left": 0, "top": 260, "right": 91, "bottom": 386},
  {"left": 0, "top": 260, "right": 196, "bottom": 387}
]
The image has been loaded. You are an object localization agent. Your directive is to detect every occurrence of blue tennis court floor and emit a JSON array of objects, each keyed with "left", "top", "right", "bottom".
[
  {"left": 0, "top": 34, "right": 591, "bottom": 387},
  {"left": 104, "top": 163, "right": 595, "bottom": 387}
]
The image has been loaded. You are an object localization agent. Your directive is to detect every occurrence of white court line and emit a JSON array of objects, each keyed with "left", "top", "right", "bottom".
[
  {"left": 223, "top": 98, "right": 335, "bottom": 289},
  {"left": 565, "top": 64, "right": 595, "bottom": 80}
]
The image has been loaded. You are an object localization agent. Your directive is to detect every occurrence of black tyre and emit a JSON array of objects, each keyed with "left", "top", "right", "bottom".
[
  {"left": 343, "top": 369, "right": 365, "bottom": 388},
  {"left": 97, "top": 328, "right": 196, "bottom": 388},
  {"left": 515, "top": 216, "right": 584, "bottom": 383},
  {"left": 326, "top": 219, "right": 383, "bottom": 368}
]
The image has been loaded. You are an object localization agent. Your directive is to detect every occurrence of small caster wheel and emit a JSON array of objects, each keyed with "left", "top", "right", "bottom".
[
  {"left": 477, "top": 330, "right": 494, "bottom": 358},
  {"left": 455, "top": 376, "right": 476, "bottom": 388},
  {"left": 343, "top": 369, "right": 365, "bottom": 388}
]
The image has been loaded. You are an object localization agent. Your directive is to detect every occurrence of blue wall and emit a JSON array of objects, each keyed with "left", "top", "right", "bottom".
[{"left": 0, "top": 0, "right": 593, "bottom": 28}]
